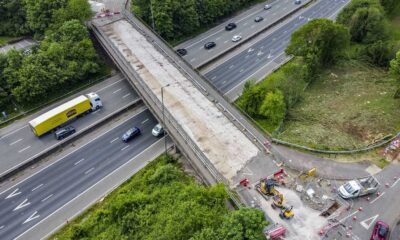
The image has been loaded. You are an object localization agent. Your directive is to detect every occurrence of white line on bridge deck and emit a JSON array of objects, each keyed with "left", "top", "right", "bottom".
[
  {"left": 18, "top": 146, "right": 31, "bottom": 153},
  {"left": 113, "top": 88, "right": 122, "bottom": 94},
  {"left": 41, "top": 194, "right": 53, "bottom": 202},
  {"left": 9, "top": 139, "right": 23, "bottom": 146},
  {"left": 84, "top": 168, "right": 95, "bottom": 175},
  {"left": 110, "top": 138, "right": 119, "bottom": 143},
  {"left": 31, "top": 184, "right": 43, "bottom": 192}
]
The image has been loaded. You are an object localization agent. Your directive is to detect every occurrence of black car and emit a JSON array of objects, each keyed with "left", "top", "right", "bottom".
[
  {"left": 122, "top": 127, "right": 141, "bottom": 142},
  {"left": 176, "top": 48, "right": 187, "bottom": 56},
  {"left": 254, "top": 16, "right": 264, "bottom": 22},
  {"left": 54, "top": 126, "right": 75, "bottom": 140},
  {"left": 225, "top": 23, "right": 237, "bottom": 31},
  {"left": 295, "top": 0, "right": 301, "bottom": 4},
  {"left": 204, "top": 42, "right": 216, "bottom": 49}
]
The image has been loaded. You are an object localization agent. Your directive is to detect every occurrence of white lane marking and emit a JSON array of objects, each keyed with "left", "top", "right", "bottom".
[
  {"left": 0, "top": 125, "right": 28, "bottom": 139},
  {"left": 216, "top": 37, "right": 221, "bottom": 40},
  {"left": 18, "top": 146, "right": 31, "bottom": 153},
  {"left": 229, "top": 65, "right": 234, "bottom": 69},
  {"left": 360, "top": 214, "right": 379, "bottom": 230},
  {"left": 9, "top": 139, "right": 23, "bottom": 146},
  {"left": 110, "top": 138, "right": 119, "bottom": 143},
  {"left": 112, "top": 88, "right": 122, "bottom": 94},
  {"left": 23, "top": 211, "right": 40, "bottom": 224},
  {"left": 370, "top": 192, "right": 385, "bottom": 204},
  {"left": 243, "top": 22, "right": 248, "bottom": 26},
  {"left": 391, "top": 178, "right": 400, "bottom": 188},
  {"left": 84, "top": 167, "right": 95, "bottom": 175},
  {"left": 74, "top": 158, "right": 85, "bottom": 166},
  {"left": 96, "top": 78, "right": 124, "bottom": 92},
  {"left": 6, "top": 188, "right": 21, "bottom": 199},
  {"left": 121, "top": 145, "right": 129, "bottom": 151},
  {"left": 338, "top": 210, "right": 358, "bottom": 223},
  {"left": 224, "top": 40, "right": 228, "bottom": 44},
  {"left": 141, "top": 118, "right": 149, "bottom": 124},
  {"left": 190, "top": 58, "right": 196, "bottom": 62},
  {"left": 31, "top": 184, "right": 43, "bottom": 192},
  {"left": 14, "top": 198, "right": 31, "bottom": 211},
  {"left": 0, "top": 225, "right": 4, "bottom": 230},
  {"left": 122, "top": 93, "right": 131, "bottom": 98},
  {"left": 240, "top": 69, "right": 244, "bottom": 73},
  {"left": 211, "top": 76, "right": 217, "bottom": 80},
  {"left": 0, "top": 108, "right": 148, "bottom": 197},
  {"left": 41, "top": 194, "right": 53, "bottom": 202},
  {"left": 19, "top": 138, "right": 165, "bottom": 240}
]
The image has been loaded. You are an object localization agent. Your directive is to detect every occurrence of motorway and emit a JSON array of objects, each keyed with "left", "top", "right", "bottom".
[
  {"left": 0, "top": 75, "right": 138, "bottom": 178},
  {"left": 177, "top": 0, "right": 309, "bottom": 68},
  {"left": 204, "top": 0, "right": 350, "bottom": 94},
  {"left": 0, "top": 109, "right": 158, "bottom": 240}
]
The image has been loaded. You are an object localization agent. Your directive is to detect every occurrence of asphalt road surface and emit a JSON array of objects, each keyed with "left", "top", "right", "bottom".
[
  {"left": 330, "top": 165, "right": 400, "bottom": 240},
  {"left": 0, "top": 39, "right": 36, "bottom": 54},
  {"left": 0, "top": 76, "right": 138, "bottom": 178},
  {"left": 177, "top": 0, "right": 308, "bottom": 68},
  {"left": 205, "top": 0, "right": 350, "bottom": 94},
  {"left": 0, "top": 109, "right": 158, "bottom": 240}
]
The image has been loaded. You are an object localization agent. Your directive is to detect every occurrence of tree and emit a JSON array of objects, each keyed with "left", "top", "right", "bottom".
[
  {"left": 390, "top": 51, "right": 400, "bottom": 98},
  {"left": 237, "top": 81, "right": 265, "bottom": 117},
  {"left": 259, "top": 91, "right": 286, "bottom": 125},
  {"left": 52, "top": 0, "right": 93, "bottom": 26},
  {"left": 218, "top": 208, "right": 267, "bottom": 240},
  {"left": 24, "top": 0, "right": 68, "bottom": 37},
  {"left": 337, "top": 0, "right": 382, "bottom": 25},
  {"left": 348, "top": 7, "right": 389, "bottom": 43},
  {"left": 379, "top": 0, "right": 398, "bottom": 13},
  {"left": 0, "top": 0, "right": 30, "bottom": 36},
  {"left": 361, "top": 40, "right": 397, "bottom": 67},
  {"left": 286, "top": 19, "right": 350, "bottom": 68}
]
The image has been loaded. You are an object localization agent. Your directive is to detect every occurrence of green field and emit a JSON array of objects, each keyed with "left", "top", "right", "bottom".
[{"left": 277, "top": 59, "right": 399, "bottom": 150}]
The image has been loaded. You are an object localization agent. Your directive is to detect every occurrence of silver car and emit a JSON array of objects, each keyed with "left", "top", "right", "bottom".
[{"left": 152, "top": 124, "right": 164, "bottom": 137}]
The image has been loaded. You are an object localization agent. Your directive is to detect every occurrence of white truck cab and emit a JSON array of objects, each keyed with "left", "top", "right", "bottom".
[
  {"left": 86, "top": 92, "right": 102, "bottom": 111},
  {"left": 338, "top": 176, "right": 379, "bottom": 199}
]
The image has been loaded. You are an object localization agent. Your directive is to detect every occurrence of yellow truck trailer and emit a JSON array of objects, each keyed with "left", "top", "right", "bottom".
[{"left": 28, "top": 93, "right": 102, "bottom": 137}]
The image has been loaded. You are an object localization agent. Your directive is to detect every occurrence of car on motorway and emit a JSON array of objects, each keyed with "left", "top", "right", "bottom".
[
  {"left": 176, "top": 48, "right": 187, "bottom": 56},
  {"left": 232, "top": 35, "right": 242, "bottom": 42},
  {"left": 264, "top": 4, "right": 272, "bottom": 10},
  {"left": 370, "top": 221, "right": 389, "bottom": 240},
  {"left": 54, "top": 126, "right": 75, "bottom": 140},
  {"left": 122, "top": 127, "right": 141, "bottom": 142},
  {"left": 204, "top": 41, "right": 216, "bottom": 49},
  {"left": 254, "top": 16, "right": 264, "bottom": 22},
  {"left": 295, "top": 0, "right": 301, "bottom": 4},
  {"left": 152, "top": 123, "right": 164, "bottom": 137},
  {"left": 225, "top": 22, "right": 237, "bottom": 31}
]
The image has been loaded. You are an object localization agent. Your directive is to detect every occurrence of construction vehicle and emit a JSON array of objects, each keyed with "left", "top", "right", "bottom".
[
  {"left": 257, "top": 178, "right": 277, "bottom": 197},
  {"left": 338, "top": 176, "right": 379, "bottom": 199},
  {"left": 29, "top": 93, "right": 102, "bottom": 137},
  {"left": 271, "top": 192, "right": 284, "bottom": 209},
  {"left": 279, "top": 205, "right": 294, "bottom": 219}
]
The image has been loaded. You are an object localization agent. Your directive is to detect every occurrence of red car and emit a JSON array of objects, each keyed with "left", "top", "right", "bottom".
[{"left": 370, "top": 221, "right": 389, "bottom": 240}]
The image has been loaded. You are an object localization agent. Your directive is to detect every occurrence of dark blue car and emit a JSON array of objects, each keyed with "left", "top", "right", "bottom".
[{"left": 122, "top": 127, "right": 141, "bottom": 142}]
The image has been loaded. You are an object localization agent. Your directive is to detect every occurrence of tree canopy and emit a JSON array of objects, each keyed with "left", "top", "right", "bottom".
[
  {"left": 0, "top": 0, "right": 30, "bottom": 37},
  {"left": 286, "top": 19, "right": 350, "bottom": 68}
]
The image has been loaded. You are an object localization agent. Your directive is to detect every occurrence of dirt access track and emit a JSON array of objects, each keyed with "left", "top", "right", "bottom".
[{"left": 101, "top": 19, "right": 261, "bottom": 184}]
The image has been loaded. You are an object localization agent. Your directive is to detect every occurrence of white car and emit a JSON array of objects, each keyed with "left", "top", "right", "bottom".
[
  {"left": 264, "top": 4, "right": 271, "bottom": 10},
  {"left": 152, "top": 123, "right": 164, "bottom": 137},
  {"left": 232, "top": 35, "right": 242, "bottom": 42}
]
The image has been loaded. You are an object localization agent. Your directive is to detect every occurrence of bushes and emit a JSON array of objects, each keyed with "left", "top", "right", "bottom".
[{"left": 54, "top": 156, "right": 268, "bottom": 240}]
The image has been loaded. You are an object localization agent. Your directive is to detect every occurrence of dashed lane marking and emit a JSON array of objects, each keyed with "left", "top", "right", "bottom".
[
  {"left": 112, "top": 88, "right": 122, "bottom": 94},
  {"left": 31, "top": 184, "right": 43, "bottom": 192},
  {"left": 74, "top": 158, "right": 85, "bottom": 166},
  {"left": 0, "top": 225, "right": 4, "bottom": 230},
  {"left": 10, "top": 139, "right": 23, "bottom": 146},
  {"left": 41, "top": 194, "right": 53, "bottom": 202},
  {"left": 18, "top": 146, "right": 31, "bottom": 153},
  {"left": 122, "top": 93, "right": 131, "bottom": 98},
  {"left": 110, "top": 138, "right": 119, "bottom": 143},
  {"left": 121, "top": 145, "right": 129, "bottom": 151},
  {"left": 84, "top": 167, "right": 95, "bottom": 175},
  {"left": 141, "top": 119, "right": 149, "bottom": 124}
]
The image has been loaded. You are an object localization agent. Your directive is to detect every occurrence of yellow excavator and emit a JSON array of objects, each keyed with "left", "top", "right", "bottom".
[
  {"left": 271, "top": 192, "right": 284, "bottom": 209},
  {"left": 279, "top": 205, "right": 294, "bottom": 219},
  {"left": 259, "top": 178, "right": 277, "bottom": 196}
]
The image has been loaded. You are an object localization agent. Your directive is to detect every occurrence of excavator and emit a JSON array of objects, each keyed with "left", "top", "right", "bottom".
[
  {"left": 271, "top": 192, "right": 284, "bottom": 209},
  {"left": 259, "top": 178, "right": 277, "bottom": 196}
]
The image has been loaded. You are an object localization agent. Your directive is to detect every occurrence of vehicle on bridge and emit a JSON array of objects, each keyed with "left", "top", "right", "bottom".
[
  {"left": 338, "top": 176, "right": 379, "bottom": 199},
  {"left": 29, "top": 93, "right": 102, "bottom": 137}
]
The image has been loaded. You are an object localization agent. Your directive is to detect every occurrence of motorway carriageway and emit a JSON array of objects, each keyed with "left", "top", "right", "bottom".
[
  {"left": 205, "top": 0, "right": 350, "bottom": 94},
  {"left": 0, "top": 76, "right": 138, "bottom": 178},
  {"left": 0, "top": 109, "right": 158, "bottom": 240}
]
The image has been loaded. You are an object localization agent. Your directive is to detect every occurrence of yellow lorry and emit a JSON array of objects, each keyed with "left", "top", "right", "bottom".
[{"left": 29, "top": 93, "right": 102, "bottom": 137}]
